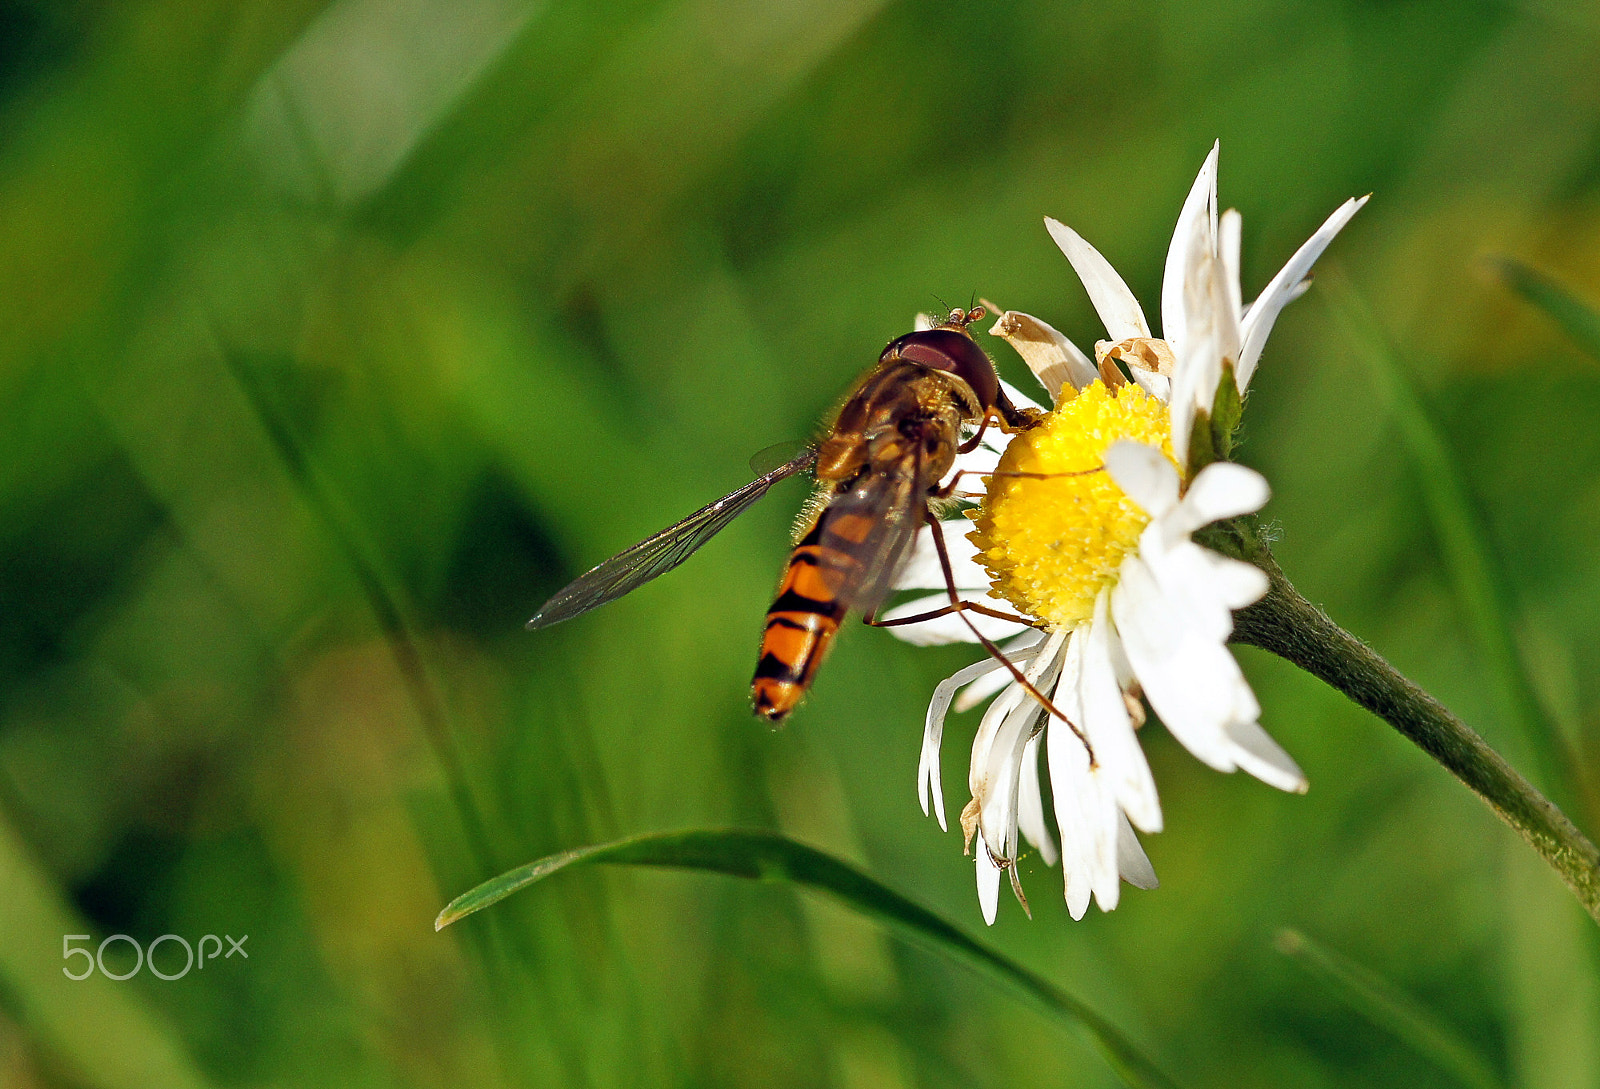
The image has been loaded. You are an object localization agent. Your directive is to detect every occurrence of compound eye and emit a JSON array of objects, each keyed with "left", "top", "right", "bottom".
[{"left": 884, "top": 328, "right": 1000, "bottom": 412}]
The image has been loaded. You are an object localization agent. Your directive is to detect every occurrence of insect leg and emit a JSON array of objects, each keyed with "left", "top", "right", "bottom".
[
  {"left": 957, "top": 414, "right": 991, "bottom": 454},
  {"left": 866, "top": 600, "right": 1039, "bottom": 629},
  {"left": 938, "top": 464, "right": 1104, "bottom": 500},
  {"left": 916, "top": 511, "right": 1094, "bottom": 758}
]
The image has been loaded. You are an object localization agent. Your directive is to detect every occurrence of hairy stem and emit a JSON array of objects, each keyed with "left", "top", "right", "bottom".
[{"left": 1231, "top": 546, "right": 1600, "bottom": 924}]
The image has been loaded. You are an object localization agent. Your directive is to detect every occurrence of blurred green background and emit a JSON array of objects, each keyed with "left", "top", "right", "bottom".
[{"left": 2, "top": 1, "right": 1600, "bottom": 1086}]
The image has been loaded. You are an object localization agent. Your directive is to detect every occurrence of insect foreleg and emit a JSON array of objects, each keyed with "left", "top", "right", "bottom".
[{"left": 937, "top": 465, "right": 1104, "bottom": 500}]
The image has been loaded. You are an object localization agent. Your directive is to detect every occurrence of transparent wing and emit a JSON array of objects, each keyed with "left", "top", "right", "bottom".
[
  {"left": 748, "top": 439, "right": 810, "bottom": 476},
  {"left": 527, "top": 448, "right": 817, "bottom": 630},
  {"left": 811, "top": 449, "right": 938, "bottom": 616}
]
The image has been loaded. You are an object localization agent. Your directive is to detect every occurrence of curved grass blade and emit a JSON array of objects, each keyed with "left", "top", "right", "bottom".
[
  {"left": 1327, "top": 281, "right": 1583, "bottom": 820},
  {"left": 436, "top": 829, "right": 1182, "bottom": 1089},
  {"left": 1276, "top": 930, "right": 1505, "bottom": 1089},
  {"left": 1492, "top": 257, "right": 1600, "bottom": 364}
]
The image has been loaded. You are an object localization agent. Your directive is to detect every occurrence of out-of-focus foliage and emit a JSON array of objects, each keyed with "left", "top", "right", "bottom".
[{"left": 1, "top": 2, "right": 1599, "bottom": 1087}]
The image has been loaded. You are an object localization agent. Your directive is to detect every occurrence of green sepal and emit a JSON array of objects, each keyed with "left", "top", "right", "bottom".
[
  {"left": 1210, "top": 362, "right": 1243, "bottom": 459},
  {"left": 1185, "top": 408, "right": 1217, "bottom": 475},
  {"left": 1184, "top": 363, "right": 1244, "bottom": 474}
]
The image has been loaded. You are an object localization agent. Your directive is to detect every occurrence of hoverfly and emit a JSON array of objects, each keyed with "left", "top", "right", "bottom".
[{"left": 527, "top": 307, "right": 1040, "bottom": 723}]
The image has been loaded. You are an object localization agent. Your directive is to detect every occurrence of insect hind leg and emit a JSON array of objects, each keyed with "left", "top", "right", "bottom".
[{"left": 866, "top": 510, "right": 1095, "bottom": 761}]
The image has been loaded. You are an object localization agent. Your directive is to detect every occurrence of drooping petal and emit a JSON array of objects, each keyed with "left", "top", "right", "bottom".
[
  {"left": 1222, "top": 718, "right": 1308, "bottom": 794},
  {"left": 1036, "top": 633, "right": 1123, "bottom": 914},
  {"left": 955, "top": 631, "right": 1047, "bottom": 711},
  {"left": 1236, "top": 194, "right": 1369, "bottom": 390},
  {"left": 1045, "top": 218, "right": 1151, "bottom": 342},
  {"left": 1115, "top": 548, "right": 1299, "bottom": 793},
  {"left": 974, "top": 636, "right": 1065, "bottom": 860},
  {"left": 1115, "top": 811, "right": 1159, "bottom": 890},
  {"left": 1045, "top": 633, "right": 1095, "bottom": 919},
  {"left": 975, "top": 832, "right": 1003, "bottom": 926},
  {"left": 1083, "top": 592, "right": 1162, "bottom": 833},
  {"left": 1083, "top": 765, "right": 1122, "bottom": 913},
  {"left": 1161, "top": 142, "right": 1219, "bottom": 355},
  {"left": 990, "top": 310, "right": 1098, "bottom": 400},
  {"left": 1017, "top": 732, "right": 1059, "bottom": 866},
  {"left": 922, "top": 654, "right": 1036, "bottom": 829},
  {"left": 1134, "top": 539, "right": 1239, "bottom": 642},
  {"left": 970, "top": 674, "right": 1027, "bottom": 797}
]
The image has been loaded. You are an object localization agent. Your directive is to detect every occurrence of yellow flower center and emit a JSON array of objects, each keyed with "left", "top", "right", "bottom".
[{"left": 970, "top": 381, "right": 1177, "bottom": 628}]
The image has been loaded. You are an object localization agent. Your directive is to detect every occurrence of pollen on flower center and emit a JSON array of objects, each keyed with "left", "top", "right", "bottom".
[{"left": 970, "top": 381, "right": 1176, "bottom": 629}]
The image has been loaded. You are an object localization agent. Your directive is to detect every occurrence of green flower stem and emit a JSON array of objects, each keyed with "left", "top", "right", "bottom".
[{"left": 1230, "top": 545, "right": 1600, "bottom": 924}]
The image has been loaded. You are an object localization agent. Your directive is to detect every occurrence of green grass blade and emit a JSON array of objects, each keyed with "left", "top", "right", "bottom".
[
  {"left": 437, "top": 829, "right": 1183, "bottom": 1089},
  {"left": 1327, "top": 281, "right": 1582, "bottom": 818},
  {"left": 1276, "top": 930, "right": 1505, "bottom": 1089},
  {"left": 1492, "top": 258, "right": 1600, "bottom": 363}
]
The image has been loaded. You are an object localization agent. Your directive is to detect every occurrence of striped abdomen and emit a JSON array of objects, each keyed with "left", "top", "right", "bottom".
[{"left": 752, "top": 519, "right": 850, "bottom": 722}]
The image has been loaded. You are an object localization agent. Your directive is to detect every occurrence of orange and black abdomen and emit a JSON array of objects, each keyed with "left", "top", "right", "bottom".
[{"left": 752, "top": 520, "right": 849, "bottom": 722}]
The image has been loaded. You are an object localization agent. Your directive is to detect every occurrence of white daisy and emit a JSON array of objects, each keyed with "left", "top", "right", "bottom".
[{"left": 886, "top": 143, "right": 1367, "bottom": 922}]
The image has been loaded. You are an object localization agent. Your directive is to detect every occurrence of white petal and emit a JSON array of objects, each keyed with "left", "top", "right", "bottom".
[
  {"left": 1044, "top": 634, "right": 1097, "bottom": 919},
  {"left": 975, "top": 639, "right": 1065, "bottom": 858},
  {"left": 970, "top": 633, "right": 1064, "bottom": 809},
  {"left": 1129, "top": 369, "right": 1171, "bottom": 403},
  {"left": 1168, "top": 210, "right": 1239, "bottom": 467},
  {"left": 1085, "top": 767, "right": 1122, "bottom": 914},
  {"left": 970, "top": 672, "right": 1029, "bottom": 791},
  {"left": 1066, "top": 877, "right": 1091, "bottom": 920},
  {"left": 1115, "top": 811, "right": 1159, "bottom": 890},
  {"left": 1083, "top": 594, "right": 1162, "bottom": 832},
  {"left": 1145, "top": 541, "right": 1269, "bottom": 613},
  {"left": 1161, "top": 141, "right": 1219, "bottom": 354},
  {"left": 1220, "top": 208, "right": 1243, "bottom": 334},
  {"left": 981, "top": 698, "right": 1044, "bottom": 860},
  {"left": 955, "top": 663, "right": 1021, "bottom": 714},
  {"left": 894, "top": 525, "right": 990, "bottom": 590},
  {"left": 952, "top": 631, "right": 1046, "bottom": 712},
  {"left": 1164, "top": 461, "right": 1270, "bottom": 540},
  {"left": 1111, "top": 557, "right": 1244, "bottom": 773},
  {"left": 1236, "top": 194, "right": 1369, "bottom": 391},
  {"left": 975, "top": 833, "right": 1002, "bottom": 925},
  {"left": 1104, "top": 441, "right": 1180, "bottom": 520},
  {"left": 989, "top": 310, "right": 1098, "bottom": 399},
  {"left": 922, "top": 655, "right": 1028, "bottom": 829},
  {"left": 1017, "top": 733, "right": 1059, "bottom": 866},
  {"left": 1045, "top": 217, "right": 1151, "bottom": 341},
  {"left": 1066, "top": 612, "right": 1138, "bottom": 911},
  {"left": 1222, "top": 718, "right": 1308, "bottom": 793}
]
